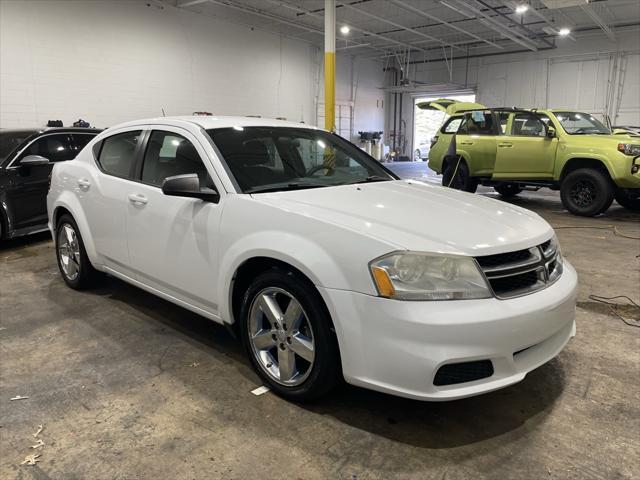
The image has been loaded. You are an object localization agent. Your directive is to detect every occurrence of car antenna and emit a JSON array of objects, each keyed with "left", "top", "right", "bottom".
[{"left": 162, "top": 108, "right": 166, "bottom": 117}]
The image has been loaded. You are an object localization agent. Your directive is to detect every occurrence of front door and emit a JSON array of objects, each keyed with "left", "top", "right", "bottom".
[
  {"left": 125, "top": 127, "right": 224, "bottom": 317},
  {"left": 493, "top": 113, "right": 558, "bottom": 179}
]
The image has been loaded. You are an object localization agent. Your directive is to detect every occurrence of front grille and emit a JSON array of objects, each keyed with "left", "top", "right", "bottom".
[
  {"left": 434, "top": 360, "right": 494, "bottom": 386},
  {"left": 475, "top": 239, "right": 562, "bottom": 299}
]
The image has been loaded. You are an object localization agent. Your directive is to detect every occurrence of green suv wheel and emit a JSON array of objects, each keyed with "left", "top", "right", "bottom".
[
  {"left": 494, "top": 184, "right": 523, "bottom": 197},
  {"left": 560, "top": 168, "right": 615, "bottom": 217},
  {"left": 442, "top": 158, "right": 478, "bottom": 193},
  {"left": 615, "top": 189, "right": 640, "bottom": 212}
]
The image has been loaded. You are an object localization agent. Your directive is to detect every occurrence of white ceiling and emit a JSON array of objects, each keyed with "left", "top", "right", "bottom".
[{"left": 160, "top": 0, "right": 640, "bottom": 60}]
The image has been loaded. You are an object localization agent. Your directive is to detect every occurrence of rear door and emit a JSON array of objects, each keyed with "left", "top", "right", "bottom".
[
  {"left": 125, "top": 126, "right": 224, "bottom": 316},
  {"left": 8, "top": 133, "right": 75, "bottom": 229},
  {"left": 81, "top": 129, "right": 143, "bottom": 272},
  {"left": 455, "top": 111, "right": 498, "bottom": 176},
  {"left": 493, "top": 113, "right": 558, "bottom": 179}
]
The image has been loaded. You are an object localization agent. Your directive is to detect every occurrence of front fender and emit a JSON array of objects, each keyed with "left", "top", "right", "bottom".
[
  {"left": 218, "top": 231, "right": 350, "bottom": 325},
  {"left": 555, "top": 151, "right": 616, "bottom": 180}
]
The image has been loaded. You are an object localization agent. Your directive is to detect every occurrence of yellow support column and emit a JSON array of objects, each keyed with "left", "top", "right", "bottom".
[{"left": 324, "top": 0, "right": 336, "bottom": 132}]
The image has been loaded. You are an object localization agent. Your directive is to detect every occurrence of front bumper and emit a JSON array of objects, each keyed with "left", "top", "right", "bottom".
[{"left": 319, "top": 260, "right": 577, "bottom": 401}]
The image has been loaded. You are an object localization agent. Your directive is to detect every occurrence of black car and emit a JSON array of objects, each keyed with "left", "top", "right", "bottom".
[{"left": 0, "top": 128, "right": 101, "bottom": 240}]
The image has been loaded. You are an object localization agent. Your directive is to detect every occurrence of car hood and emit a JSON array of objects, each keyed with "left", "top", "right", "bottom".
[{"left": 253, "top": 180, "right": 553, "bottom": 256}]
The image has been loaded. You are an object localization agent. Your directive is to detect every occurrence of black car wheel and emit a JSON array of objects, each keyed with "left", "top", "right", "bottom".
[
  {"left": 560, "top": 168, "right": 614, "bottom": 217},
  {"left": 615, "top": 188, "right": 640, "bottom": 211},
  {"left": 442, "top": 158, "right": 478, "bottom": 193},
  {"left": 55, "top": 214, "right": 99, "bottom": 289},
  {"left": 239, "top": 268, "right": 341, "bottom": 401},
  {"left": 494, "top": 183, "right": 523, "bottom": 197}
]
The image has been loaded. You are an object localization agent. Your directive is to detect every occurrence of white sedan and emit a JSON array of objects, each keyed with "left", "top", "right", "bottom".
[{"left": 47, "top": 116, "right": 577, "bottom": 401}]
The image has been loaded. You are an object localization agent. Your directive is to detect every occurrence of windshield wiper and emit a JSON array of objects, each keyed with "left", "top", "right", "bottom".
[
  {"left": 350, "top": 175, "right": 391, "bottom": 185},
  {"left": 246, "top": 183, "right": 327, "bottom": 194}
]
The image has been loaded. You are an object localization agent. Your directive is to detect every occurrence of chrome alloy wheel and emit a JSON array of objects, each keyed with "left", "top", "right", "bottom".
[
  {"left": 57, "top": 223, "right": 81, "bottom": 281},
  {"left": 248, "top": 287, "right": 315, "bottom": 386}
]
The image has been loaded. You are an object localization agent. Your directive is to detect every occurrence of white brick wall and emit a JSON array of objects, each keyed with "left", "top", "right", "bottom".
[{"left": 0, "top": 0, "right": 385, "bottom": 133}]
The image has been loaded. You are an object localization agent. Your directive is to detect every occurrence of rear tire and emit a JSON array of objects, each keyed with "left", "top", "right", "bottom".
[
  {"left": 494, "top": 183, "right": 523, "bottom": 197},
  {"left": 55, "top": 214, "right": 99, "bottom": 289},
  {"left": 239, "top": 268, "right": 341, "bottom": 401},
  {"left": 560, "top": 168, "right": 614, "bottom": 217},
  {"left": 442, "top": 158, "right": 478, "bottom": 193},
  {"left": 615, "top": 189, "right": 640, "bottom": 211}
]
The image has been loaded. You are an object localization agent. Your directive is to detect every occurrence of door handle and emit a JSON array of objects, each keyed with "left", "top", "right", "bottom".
[
  {"left": 459, "top": 142, "right": 474, "bottom": 146},
  {"left": 498, "top": 142, "right": 513, "bottom": 148},
  {"left": 77, "top": 179, "right": 91, "bottom": 190},
  {"left": 128, "top": 193, "right": 148, "bottom": 205}
]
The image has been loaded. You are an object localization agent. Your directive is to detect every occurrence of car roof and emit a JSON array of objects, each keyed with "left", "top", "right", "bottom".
[
  {"left": 0, "top": 127, "right": 103, "bottom": 134},
  {"left": 109, "top": 115, "right": 321, "bottom": 132}
]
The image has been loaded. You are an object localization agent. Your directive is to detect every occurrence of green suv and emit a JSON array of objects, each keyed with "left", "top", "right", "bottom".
[{"left": 422, "top": 99, "right": 640, "bottom": 216}]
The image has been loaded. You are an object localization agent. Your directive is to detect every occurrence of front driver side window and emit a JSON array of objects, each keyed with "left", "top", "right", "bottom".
[
  {"left": 19, "top": 134, "right": 74, "bottom": 163},
  {"left": 141, "top": 131, "right": 208, "bottom": 187},
  {"left": 512, "top": 114, "right": 546, "bottom": 137}
]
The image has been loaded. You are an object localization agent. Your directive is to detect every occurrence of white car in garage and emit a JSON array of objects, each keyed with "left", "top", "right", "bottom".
[{"left": 47, "top": 116, "right": 577, "bottom": 401}]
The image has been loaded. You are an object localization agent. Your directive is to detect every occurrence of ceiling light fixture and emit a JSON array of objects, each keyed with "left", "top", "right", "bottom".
[
  {"left": 340, "top": 25, "right": 350, "bottom": 35},
  {"left": 558, "top": 27, "right": 571, "bottom": 36},
  {"left": 515, "top": 4, "right": 529, "bottom": 13}
]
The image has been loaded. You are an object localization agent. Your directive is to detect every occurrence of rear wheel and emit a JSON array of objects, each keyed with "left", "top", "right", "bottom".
[
  {"left": 615, "top": 188, "right": 640, "bottom": 211},
  {"left": 442, "top": 158, "right": 478, "bottom": 193},
  {"left": 239, "top": 268, "right": 341, "bottom": 401},
  {"left": 494, "top": 183, "right": 523, "bottom": 197},
  {"left": 560, "top": 168, "right": 614, "bottom": 217},
  {"left": 55, "top": 214, "right": 99, "bottom": 289}
]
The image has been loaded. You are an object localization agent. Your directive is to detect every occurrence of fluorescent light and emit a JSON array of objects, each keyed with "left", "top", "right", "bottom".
[
  {"left": 340, "top": 25, "right": 350, "bottom": 35},
  {"left": 515, "top": 4, "right": 528, "bottom": 13},
  {"left": 558, "top": 27, "right": 571, "bottom": 36}
]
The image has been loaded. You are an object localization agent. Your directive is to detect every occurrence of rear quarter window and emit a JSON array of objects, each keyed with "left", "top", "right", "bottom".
[{"left": 441, "top": 117, "right": 463, "bottom": 134}]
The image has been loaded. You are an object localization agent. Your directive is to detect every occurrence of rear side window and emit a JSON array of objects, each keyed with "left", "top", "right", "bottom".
[
  {"left": 141, "top": 131, "right": 208, "bottom": 187},
  {"left": 97, "top": 131, "right": 141, "bottom": 178},
  {"left": 458, "top": 112, "right": 495, "bottom": 136},
  {"left": 71, "top": 133, "right": 95, "bottom": 152},
  {"left": 441, "top": 117, "right": 463, "bottom": 134}
]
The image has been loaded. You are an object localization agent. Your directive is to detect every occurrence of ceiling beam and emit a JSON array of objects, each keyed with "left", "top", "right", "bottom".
[
  {"left": 443, "top": 0, "right": 539, "bottom": 51},
  {"left": 389, "top": 0, "right": 504, "bottom": 50},
  {"left": 177, "top": 0, "right": 210, "bottom": 7},
  {"left": 580, "top": 3, "right": 616, "bottom": 41},
  {"left": 336, "top": 1, "right": 467, "bottom": 53},
  {"left": 273, "top": 0, "right": 461, "bottom": 56}
]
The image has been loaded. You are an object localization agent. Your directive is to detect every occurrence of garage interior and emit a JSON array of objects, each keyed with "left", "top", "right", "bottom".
[{"left": 1, "top": 0, "right": 639, "bottom": 479}]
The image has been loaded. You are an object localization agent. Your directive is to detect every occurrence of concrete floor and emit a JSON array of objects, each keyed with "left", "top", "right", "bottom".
[{"left": 1, "top": 182, "right": 639, "bottom": 479}]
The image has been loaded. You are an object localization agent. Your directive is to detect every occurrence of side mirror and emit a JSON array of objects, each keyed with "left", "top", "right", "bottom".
[
  {"left": 162, "top": 174, "right": 219, "bottom": 202},
  {"left": 20, "top": 155, "right": 51, "bottom": 167},
  {"left": 546, "top": 126, "right": 556, "bottom": 139}
]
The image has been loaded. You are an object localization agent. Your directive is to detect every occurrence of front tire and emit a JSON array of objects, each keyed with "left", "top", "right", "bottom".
[
  {"left": 239, "top": 268, "right": 341, "bottom": 401},
  {"left": 560, "top": 168, "right": 614, "bottom": 217},
  {"left": 494, "top": 183, "right": 523, "bottom": 197},
  {"left": 442, "top": 157, "right": 478, "bottom": 193},
  {"left": 55, "top": 214, "right": 99, "bottom": 289},
  {"left": 615, "top": 188, "right": 640, "bottom": 211}
]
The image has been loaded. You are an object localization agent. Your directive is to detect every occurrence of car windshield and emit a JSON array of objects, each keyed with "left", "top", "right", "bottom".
[
  {"left": 207, "top": 127, "right": 396, "bottom": 193},
  {"left": 553, "top": 112, "right": 610, "bottom": 135},
  {"left": 0, "top": 130, "right": 38, "bottom": 163}
]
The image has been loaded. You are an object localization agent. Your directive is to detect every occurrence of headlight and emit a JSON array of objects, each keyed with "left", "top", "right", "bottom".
[
  {"left": 617, "top": 143, "right": 640, "bottom": 156},
  {"left": 369, "top": 252, "right": 492, "bottom": 300}
]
